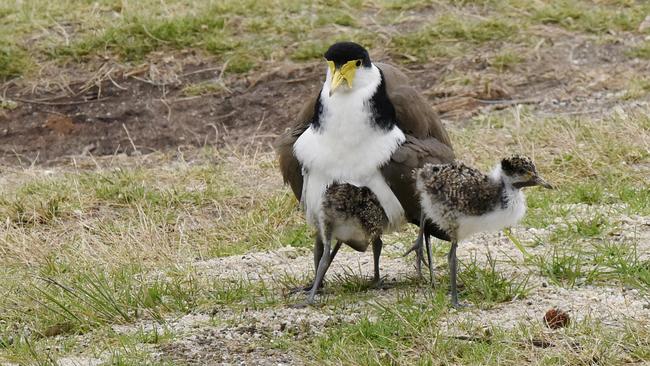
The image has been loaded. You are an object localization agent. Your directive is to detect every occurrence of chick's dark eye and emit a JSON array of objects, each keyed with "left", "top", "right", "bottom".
[{"left": 356, "top": 60, "right": 361, "bottom": 67}]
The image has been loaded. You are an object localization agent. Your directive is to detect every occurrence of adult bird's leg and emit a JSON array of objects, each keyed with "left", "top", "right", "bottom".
[
  {"left": 291, "top": 239, "right": 341, "bottom": 294},
  {"left": 448, "top": 240, "right": 459, "bottom": 307},
  {"left": 371, "top": 237, "right": 383, "bottom": 288},
  {"left": 425, "top": 227, "right": 435, "bottom": 287},
  {"left": 307, "top": 230, "right": 336, "bottom": 304}
]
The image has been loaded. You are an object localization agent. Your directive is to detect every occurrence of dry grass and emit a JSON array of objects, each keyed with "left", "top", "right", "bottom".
[
  {"left": 1, "top": 0, "right": 649, "bottom": 364},
  {"left": 1, "top": 104, "right": 648, "bottom": 364}
]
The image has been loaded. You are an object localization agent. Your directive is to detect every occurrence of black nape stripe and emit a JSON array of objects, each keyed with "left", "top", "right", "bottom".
[
  {"left": 369, "top": 69, "right": 397, "bottom": 131},
  {"left": 310, "top": 89, "right": 324, "bottom": 130}
]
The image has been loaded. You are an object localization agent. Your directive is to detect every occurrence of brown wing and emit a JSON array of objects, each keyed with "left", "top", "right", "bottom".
[
  {"left": 376, "top": 62, "right": 452, "bottom": 146},
  {"left": 381, "top": 135, "right": 455, "bottom": 227},
  {"left": 274, "top": 63, "right": 454, "bottom": 204},
  {"left": 275, "top": 92, "right": 316, "bottom": 199}
]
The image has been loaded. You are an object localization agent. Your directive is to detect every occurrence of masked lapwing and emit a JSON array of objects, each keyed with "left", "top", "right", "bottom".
[
  {"left": 275, "top": 42, "right": 455, "bottom": 297},
  {"left": 415, "top": 155, "right": 553, "bottom": 307}
]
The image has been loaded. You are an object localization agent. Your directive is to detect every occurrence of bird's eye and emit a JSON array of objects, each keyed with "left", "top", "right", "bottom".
[{"left": 356, "top": 60, "right": 361, "bottom": 67}]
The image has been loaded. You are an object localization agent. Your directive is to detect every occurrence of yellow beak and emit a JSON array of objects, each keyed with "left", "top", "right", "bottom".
[
  {"left": 328, "top": 60, "right": 358, "bottom": 96},
  {"left": 330, "top": 69, "right": 346, "bottom": 96}
]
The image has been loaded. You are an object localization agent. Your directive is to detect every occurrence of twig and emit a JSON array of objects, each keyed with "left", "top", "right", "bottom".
[
  {"left": 141, "top": 24, "right": 169, "bottom": 44},
  {"left": 475, "top": 97, "right": 541, "bottom": 106},
  {"left": 107, "top": 72, "right": 128, "bottom": 90},
  {"left": 13, "top": 97, "right": 109, "bottom": 106},
  {"left": 286, "top": 77, "right": 312, "bottom": 84},
  {"left": 449, "top": 334, "right": 554, "bottom": 348},
  {"left": 122, "top": 124, "right": 139, "bottom": 155},
  {"left": 182, "top": 67, "right": 223, "bottom": 77},
  {"left": 130, "top": 76, "right": 168, "bottom": 87},
  {"left": 159, "top": 98, "right": 172, "bottom": 121}
]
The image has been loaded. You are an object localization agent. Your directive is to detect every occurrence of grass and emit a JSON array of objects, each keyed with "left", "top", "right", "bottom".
[
  {"left": 3, "top": 79, "right": 649, "bottom": 365},
  {"left": 1, "top": 0, "right": 649, "bottom": 364},
  {"left": 391, "top": 14, "right": 521, "bottom": 62},
  {"left": 2, "top": 0, "right": 649, "bottom": 81},
  {"left": 310, "top": 294, "right": 650, "bottom": 364},
  {"left": 459, "top": 251, "right": 530, "bottom": 305},
  {"left": 628, "top": 41, "right": 650, "bottom": 59},
  {"left": 531, "top": 0, "right": 645, "bottom": 34},
  {"left": 0, "top": 151, "right": 301, "bottom": 364},
  {"left": 181, "top": 80, "right": 229, "bottom": 96},
  {"left": 622, "top": 76, "right": 650, "bottom": 100},
  {"left": 489, "top": 51, "right": 523, "bottom": 72}
]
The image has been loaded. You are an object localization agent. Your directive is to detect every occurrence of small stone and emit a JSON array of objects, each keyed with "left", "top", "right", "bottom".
[{"left": 544, "top": 308, "right": 570, "bottom": 329}]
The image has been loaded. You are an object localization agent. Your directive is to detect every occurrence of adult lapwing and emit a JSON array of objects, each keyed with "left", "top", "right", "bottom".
[{"left": 275, "top": 42, "right": 455, "bottom": 295}]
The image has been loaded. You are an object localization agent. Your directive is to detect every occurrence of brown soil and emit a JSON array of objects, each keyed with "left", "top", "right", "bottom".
[
  {"left": 0, "top": 58, "right": 323, "bottom": 165},
  {"left": 1, "top": 27, "right": 648, "bottom": 166}
]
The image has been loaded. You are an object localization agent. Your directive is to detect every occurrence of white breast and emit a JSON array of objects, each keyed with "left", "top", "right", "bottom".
[
  {"left": 456, "top": 189, "right": 526, "bottom": 241},
  {"left": 293, "top": 65, "right": 405, "bottom": 230}
]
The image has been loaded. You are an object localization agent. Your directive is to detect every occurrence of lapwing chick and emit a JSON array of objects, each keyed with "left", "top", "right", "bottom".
[
  {"left": 306, "top": 182, "right": 389, "bottom": 304},
  {"left": 415, "top": 155, "right": 553, "bottom": 307}
]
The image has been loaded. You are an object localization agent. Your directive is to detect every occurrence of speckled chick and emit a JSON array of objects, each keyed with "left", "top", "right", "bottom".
[
  {"left": 415, "top": 155, "right": 552, "bottom": 307},
  {"left": 306, "top": 183, "right": 389, "bottom": 304},
  {"left": 322, "top": 183, "right": 388, "bottom": 251}
]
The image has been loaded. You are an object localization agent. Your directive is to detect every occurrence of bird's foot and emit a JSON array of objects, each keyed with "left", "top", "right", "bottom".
[
  {"left": 289, "top": 302, "right": 309, "bottom": 309},
  {"left": 403, "top": 242, "right": 430, "bottom": 269},
  {"left": 450, "top": 300, "right": 470, "bottom": 309},
  {"left": 449, "top": 292, "right": 470, "bottom": 309},
  {"left": 288, "top": 282, "right": 323, "bottom": 295},
  {"left": 369, "top": 277, "right": 388, "bottom": 290}
]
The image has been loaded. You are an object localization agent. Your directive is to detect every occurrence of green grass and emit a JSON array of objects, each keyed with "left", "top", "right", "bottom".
[
  {"left": 181, "top": 80, "right": 229, "bottom": 96},
  {"left": 534, "top": 244, "right": 601, "bottom": 287},
  {"left": 489, "top": 50, "right": 523, "bottom": 71},
  {"left": 1, "top": 0, "right": 649, "bottom": 81},
  {"left": 1, "top": 264, "right": 196, "bottom": 338},
  {"left": 0, "top": 41, "right": 31, "bottom": 80},
  {"left": 1, "top": 0, "right": 650, "bottom": 364},
  {"left": 628, "top": 41, "right": 650, "bottom": 59},
  {"left": 459, "top": 252, "right": 531, "bottom": 306},
  {"left": 622, "top": 76, "right": 650, "bottom": 100},
  {"left": 312, "top": 294, "right": 449, "bottom": 364},
  {"left": 594, "top": 241, "right": 650, "bottom": 291},
  {"left": 309, "top": 294, "right": 650, "bottom": 364},
  {"left": 531, "top": 0, "right": 646, "bottom": 34},
  {"left": 391, "top": 14, "right": 520, "bottom": 62}
]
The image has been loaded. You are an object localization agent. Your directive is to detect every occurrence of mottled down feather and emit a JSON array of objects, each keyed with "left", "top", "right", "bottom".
[
  {"left": 322, "top": 183, "right": 388, "bottom": 240},
  {"left": 417, "top": 162, "right": 504, "bottom": 216}
]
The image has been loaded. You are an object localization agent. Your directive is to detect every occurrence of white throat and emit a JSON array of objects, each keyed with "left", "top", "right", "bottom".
[{"left": 293, "top": 63, "right": 405, "bottom": 230}]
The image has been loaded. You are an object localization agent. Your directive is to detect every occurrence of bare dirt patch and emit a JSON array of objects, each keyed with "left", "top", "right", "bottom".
[
  {"left": 2, "top": 27, "right": 649, "bottom": 166},
  {"left": 1, "top": 58, "right": 323, "bottom": 165}
]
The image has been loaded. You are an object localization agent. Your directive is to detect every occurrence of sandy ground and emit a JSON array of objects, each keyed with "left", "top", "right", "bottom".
[{"left": 90, "top": 208, "right": 649, "bottom": 365}]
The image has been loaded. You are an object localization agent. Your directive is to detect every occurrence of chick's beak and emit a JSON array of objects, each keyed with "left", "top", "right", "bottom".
[{"left": 534, "top": 176, "right": 554, "bottom": 189}]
